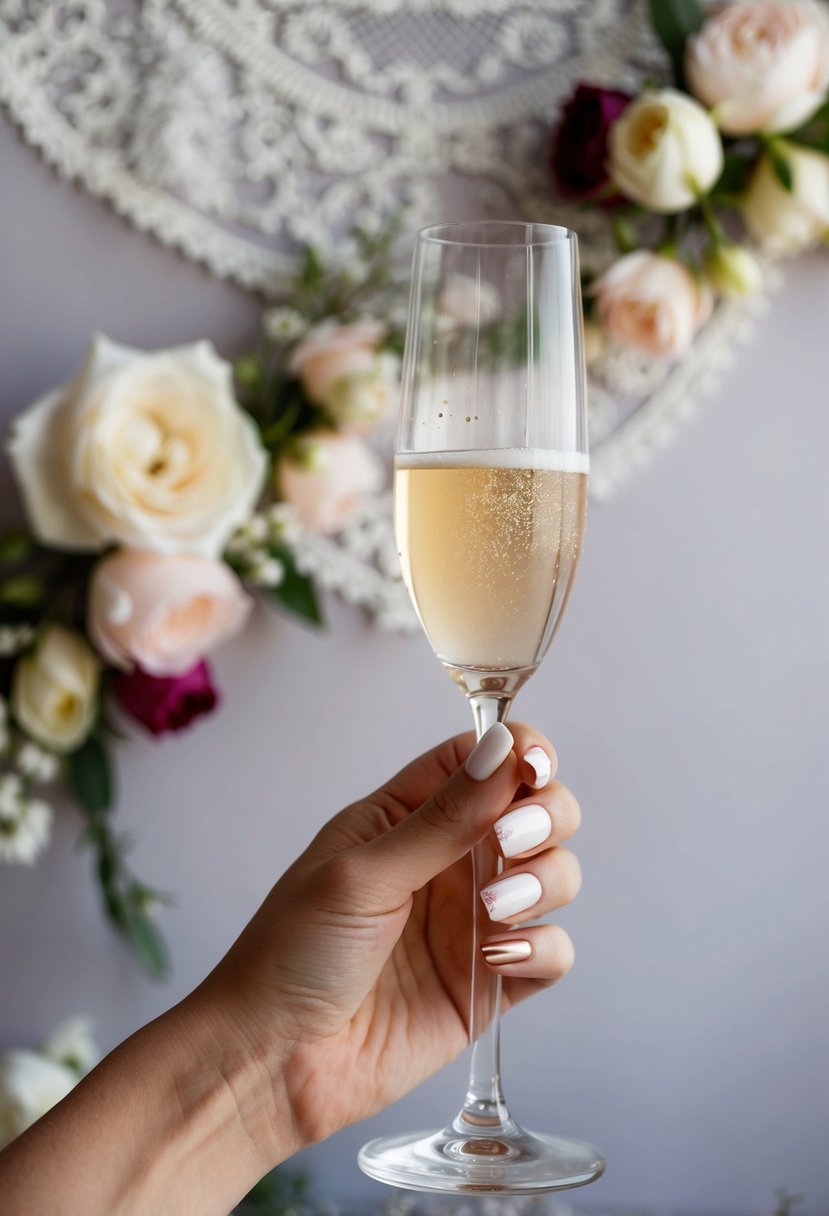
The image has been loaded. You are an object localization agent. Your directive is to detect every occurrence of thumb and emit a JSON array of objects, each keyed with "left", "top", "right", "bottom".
[{"left": 359, "top": 723, "right": 518, "bottom": 906}]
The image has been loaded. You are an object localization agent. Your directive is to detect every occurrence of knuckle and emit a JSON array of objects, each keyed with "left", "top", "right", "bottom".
[
  {"left": 319, "top": 850, "right": 366, "bottom": 895},
  {"left": 420, "top": 783, "right": 467, "bottom": 831}
]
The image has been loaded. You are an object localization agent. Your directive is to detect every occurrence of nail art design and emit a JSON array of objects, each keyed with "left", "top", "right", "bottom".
[
  {"left": 479, "top": 872, "right": 542, "bottom": 921},
  {"left": 524, "top": 746, "right": 552, "bottom": 788},
  {"left": 494, "top": 804, "right": 552, "bottom": 858},
  {"left": 465, "top": 722, "right": 514, "bottom": 781},
  {"left": 481, "top": 939, "right": 533, "bottom": 965}
]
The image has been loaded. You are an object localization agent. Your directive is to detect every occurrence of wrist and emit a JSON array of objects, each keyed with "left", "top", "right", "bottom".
[{"left": 172, "top": 984, "right": 300, "bottom": 1175}]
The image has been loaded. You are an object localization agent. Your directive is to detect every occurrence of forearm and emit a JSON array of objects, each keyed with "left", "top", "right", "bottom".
[{"left": 0, "top": 991, "right": 297, "bottom": 1216}]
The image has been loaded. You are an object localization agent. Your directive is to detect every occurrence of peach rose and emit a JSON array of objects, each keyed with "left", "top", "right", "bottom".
[
  {"left": 686, "top": 1, "right": 829, "bottom": 135},
  {"left": 594, "top": 252, "right": 713, "bottom": 359},
  {"left": 289, "top": 321, "right": 385, "bottom": 407},
  {"left": 88, "top": 550, "right": 252, "bottom": 676},
  {"left": 276, "top": 431, "right": 384, "bottom": 535}
]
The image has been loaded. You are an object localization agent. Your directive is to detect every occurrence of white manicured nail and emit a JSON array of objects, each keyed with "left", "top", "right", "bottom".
[
  {"left": 480, "top": 872, "right": 542, "bottom": 921},
  {"left": 465, "top": 723, "right": 514, "bottom": 781},
  {"left": 524, "top": 747, "right": 552, "bottom": 788},
  {"left": 494, "top": 804, "right": 552, "bottom": 858}
]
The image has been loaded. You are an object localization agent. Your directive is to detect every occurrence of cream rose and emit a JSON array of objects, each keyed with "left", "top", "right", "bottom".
[
  {"left": 276, "top": 431, "right": 384, "bottom": 535},
  {"left": 7, "top": 336, "right": 268, "bottom": 558},
  {"left": 609, "top": 89, "right": 724, "bottom": 213},
  {"left": 686, "top": 1, "right": 829, "bottom": 136},
  {"left": 0, "top": 1051, "right": 77, "bottom": 1149},
  {"left": 704, "top": 243, "right": 765, "bottom": 299},
  {"left": 743, "top": 144, "right": 829, "bottom": 252},
  {"left": 594, "top": 252, "right": 713, "bottom": 359},
  {"left": 11, "top": 626, "right": 100, "bottom": 753},
  {"left": 88, "top": 550, "right": 252, "bottom": 676},
  {"left": 289, "top": 321, "right": 385, "bottom": 408}
]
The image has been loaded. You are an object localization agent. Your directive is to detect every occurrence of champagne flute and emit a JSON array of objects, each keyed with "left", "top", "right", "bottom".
[{"left": 358, "top": 221, "right": 604, "bottom": 1194}]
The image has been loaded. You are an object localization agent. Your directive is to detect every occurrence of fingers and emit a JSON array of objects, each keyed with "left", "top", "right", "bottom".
[
  {"left": 479, "top": 846, "right": 582, "bottom": 925},
  {"left": 504, "top": 723, "right": 558, "bottom": 791},
  {"left": 492, "top": 781, "right": 581, "bottom": 860},
  {"left": 357, "top": 723, "right": 519, "bottom": 905},
  {"left": 480, "top": 924, "right": 574, "bottom": 984}
]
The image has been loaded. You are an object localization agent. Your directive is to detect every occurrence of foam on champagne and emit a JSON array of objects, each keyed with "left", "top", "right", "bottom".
[{"left": 395, "top": 447, "right": 589, "bottom": 475}]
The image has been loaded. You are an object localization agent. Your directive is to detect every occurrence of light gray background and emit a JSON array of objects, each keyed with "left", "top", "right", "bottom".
[{"left": 1, "top": 115, "right": 828, "bottom": 1214}]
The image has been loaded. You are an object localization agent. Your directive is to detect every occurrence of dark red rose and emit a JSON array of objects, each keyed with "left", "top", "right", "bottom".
[
  {"left": 114, "top": 661, "right": 219, "bottom": 738},
  {"left": 551, "top": 83, "right": 633, "bottom": 201}
]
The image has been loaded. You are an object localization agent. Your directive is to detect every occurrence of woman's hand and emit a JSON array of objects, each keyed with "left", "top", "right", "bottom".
[
  {"left": 0, "top": 722, "right": 582, "bottom": 1216},
  {"left": 198, "top": 721, "right": 582, "bottom": 1154}
]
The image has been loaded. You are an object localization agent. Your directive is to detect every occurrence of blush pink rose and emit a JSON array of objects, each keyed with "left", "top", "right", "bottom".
[
  {"left": 276, "top": 431, "right": 384, "bottom": 535},
  {"left": 88, "top": 550, "right": 252, "bottom": 676},
  {"left": 594, "top": 252, "right": 713, "bottom": 359},
  {"left": 114, "top": 661, "right": 219, "bottom": 737},
  {"left": 686, "top": 1, "right": 829, "bottom": 135},
  {"left": 288, "top": 321, "right": 385, "bottom": 406}
]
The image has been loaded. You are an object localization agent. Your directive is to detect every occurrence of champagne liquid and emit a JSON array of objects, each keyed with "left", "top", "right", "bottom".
[{"left": 395, "top": 449, "right": 588, "bottom": 672}]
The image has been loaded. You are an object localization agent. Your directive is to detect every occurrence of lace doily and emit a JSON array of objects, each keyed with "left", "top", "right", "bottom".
[{"left": 0, "top": 0, "right": 775, "bottom": 524}]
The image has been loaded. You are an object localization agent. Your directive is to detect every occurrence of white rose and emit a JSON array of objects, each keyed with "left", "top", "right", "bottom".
[
  {"left": 41, "top": 1017, "right": 100, "bottom": 1078},
  {"left": 686, "top": 1, "right": 829, "bottom": 136},
  {"left": 609, "top": 89, "right": 724, "bottom": 213},
  {"left": 323, "top": 352, "right": 399, "bottom": 433},
  {"left": 11, "top": 625, "right": 100, "bottom": 753},
  {"left": 743, "top": 144, "right": 829, "bottom": 252},
  {"left": 7, "top": 335, "right": 268, "bottom": 558},
  {"left": 594, "top": 251, "right": 713, "bottom": 359},
  {"left": 704, "top": 244, "right": 765, "bottom": 299},
  {"left": 0, "top": 1050, "right": 76, "bottom": 1149}
]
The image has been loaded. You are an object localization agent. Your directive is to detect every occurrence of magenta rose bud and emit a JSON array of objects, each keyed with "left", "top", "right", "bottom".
[
  {"left": 114, "top": 661, "right": 219, "bottom": 738},
  {"left": 551, "top": 83, "right": 633, "bottom": 201}
]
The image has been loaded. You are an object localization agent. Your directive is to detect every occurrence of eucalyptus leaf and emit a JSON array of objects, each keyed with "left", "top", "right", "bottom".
[{"left": 121, "top": 896, "right": 170, "bottom": 980}]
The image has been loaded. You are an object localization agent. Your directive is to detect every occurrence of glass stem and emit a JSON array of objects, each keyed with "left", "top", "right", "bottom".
[{"left": 456, "top": 691, "right": 516, "bottom": 1135}]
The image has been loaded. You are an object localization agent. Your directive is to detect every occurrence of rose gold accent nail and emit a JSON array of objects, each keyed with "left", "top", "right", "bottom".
[{"left": 480, "top": 939, "right": 533, "bottom": 965}]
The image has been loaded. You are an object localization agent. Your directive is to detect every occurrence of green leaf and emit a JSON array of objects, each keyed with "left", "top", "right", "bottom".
[
  {"left": 712, "top": 151, "right": 756, "bottom": 200},
  {"left": 268, "top": 545, "right": 323, "bottom": 626},
  {"left": 234, "top": 355, "right": 263, "bottom": 390},
  {"left": 67, "top": 736, "right": 113, "bottom": 816},
  {"left": 611, "top": 215, "right": 638, "bottom": 254},
  {"left": 649, "top": 0, "right": 705, "bottom": 86},
  {"left": 788, "top": 100, "right": 829, "bottom": 154},
  {"left": 301, "top": 246, "right": 324, "bottom": 292},
  {"left": 769, "top": 145, "right": 794, "bottom": 192},
  {"left": 0, "top": 531, "right": 37, "bottom": 566},
  {"left": 121, "top": 895, "right": 170, "bottom": 980},
  {"left": 0, "top": 575, "right": 45, "bottom": 607}
]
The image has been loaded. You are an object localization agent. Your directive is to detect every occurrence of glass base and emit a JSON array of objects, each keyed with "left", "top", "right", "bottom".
[{"left": 358, "top": 1122, "right": 605, "bottom": 1195}]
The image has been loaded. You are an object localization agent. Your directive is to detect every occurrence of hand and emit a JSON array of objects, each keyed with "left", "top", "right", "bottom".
[{"left": 197, "top": 721, "right": 582, "bottom": 1155}]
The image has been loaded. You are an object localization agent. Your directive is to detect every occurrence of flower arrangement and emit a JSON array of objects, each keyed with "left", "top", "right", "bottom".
[
  {"left": 551, "top": 0, "right": 829, "bottom": 362},
  {"left": 0, "top": 219, "right": 405, "bottom": 976}
]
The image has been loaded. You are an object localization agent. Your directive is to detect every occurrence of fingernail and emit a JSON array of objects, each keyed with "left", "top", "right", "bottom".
[
  {"left": 494, "top": 804, "right": 551, "bottom": 858},
  {"left": 480, "top": 872, "right": 542, "bottom": 921},
  {"left": 481, "top": 939, "right": 533, "bottom": 965},
  {"left": 465, "top": 722, "right": 514, "bottom": 781},
  {"left": 524, "top": 747, "right": 552, "bottom": 789}
]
